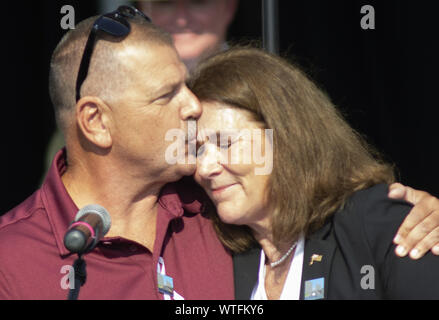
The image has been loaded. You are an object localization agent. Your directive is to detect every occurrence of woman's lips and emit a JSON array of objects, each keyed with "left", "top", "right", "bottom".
[{"left": 211, "top": 184, "right": 238, "bottom": 198}]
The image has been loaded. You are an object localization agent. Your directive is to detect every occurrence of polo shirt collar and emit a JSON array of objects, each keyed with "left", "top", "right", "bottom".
[
  {"left": 41, "top": 148, "right": 78, "bottom": 256},
  {"left": 158, "top": 176, "right": 204, "bottom": 219},
  {"left": 40, "top": 149, "right": 204, "bottom": 257}
]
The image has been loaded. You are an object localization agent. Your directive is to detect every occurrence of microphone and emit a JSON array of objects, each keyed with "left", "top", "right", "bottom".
[{"left": 63, "top": 204, "right": 111, "bottom": 254}]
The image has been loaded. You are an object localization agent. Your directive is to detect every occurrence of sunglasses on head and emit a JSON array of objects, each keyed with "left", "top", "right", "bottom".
[{"left": 75, "top": 5, "right": 151, "bottom": 102}]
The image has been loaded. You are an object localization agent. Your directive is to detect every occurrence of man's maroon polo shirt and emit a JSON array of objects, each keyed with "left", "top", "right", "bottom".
[{"left": 0, "top": 150, "right": 234, "bottom": 300}]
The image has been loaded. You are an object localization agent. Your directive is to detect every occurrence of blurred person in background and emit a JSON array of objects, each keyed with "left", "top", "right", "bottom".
[{"left": 136, "top": 0, "right": 238, "bottom": 71}]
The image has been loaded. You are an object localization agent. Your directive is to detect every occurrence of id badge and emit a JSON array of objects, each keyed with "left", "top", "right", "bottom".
[
  {"left": 304, "top": 277, "right": 324, "bottom": 300},
  {"left": 157, "top": 272, "right": 174, "bottom": 295}
]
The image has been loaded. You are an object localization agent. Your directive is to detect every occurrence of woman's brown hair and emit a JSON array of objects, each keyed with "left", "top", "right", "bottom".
[{"left": 189, "top": 46, "right": 395, "bottom": 253}]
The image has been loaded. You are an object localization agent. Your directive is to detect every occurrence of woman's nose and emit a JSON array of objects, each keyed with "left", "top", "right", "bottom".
[{"left": 196, "top": 144, "right": 223, "bottom": 179}]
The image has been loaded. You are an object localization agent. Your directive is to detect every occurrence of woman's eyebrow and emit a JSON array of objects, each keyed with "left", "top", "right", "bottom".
[{"left": 196, "top": 129, "right": 245, "bottom": 146}]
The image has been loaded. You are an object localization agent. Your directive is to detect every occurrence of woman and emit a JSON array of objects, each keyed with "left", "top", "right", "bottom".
[{"left": 188, "top": 47, "right": 439, "bottom": 299}]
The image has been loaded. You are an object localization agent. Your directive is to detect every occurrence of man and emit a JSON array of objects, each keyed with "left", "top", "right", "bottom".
[
  {"left": 137, "top": 0, "right": 238, "bottom": 71},
  {"left": 0, "top": 7, "right": 233, "bottom": 299},
  {"left": 0, "top": 6, "right": 438, "bottom": 300},
  {"left": 42, "top": 0, "right": 238, "bottom": 178}
]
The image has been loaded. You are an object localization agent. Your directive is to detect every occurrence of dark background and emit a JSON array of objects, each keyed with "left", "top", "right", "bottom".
[{"left": 2, "top": 0, "right": 437, "bottom": 214}]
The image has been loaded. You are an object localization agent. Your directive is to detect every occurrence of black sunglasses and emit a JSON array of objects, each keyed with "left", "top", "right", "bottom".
[{"left": 75, "top": 5, "right": 151, "bottom": 102}]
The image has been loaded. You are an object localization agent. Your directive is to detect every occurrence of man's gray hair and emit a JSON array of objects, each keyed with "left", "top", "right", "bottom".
[{"left": 48, "top": 14, "right": 173, "bottom": 131}]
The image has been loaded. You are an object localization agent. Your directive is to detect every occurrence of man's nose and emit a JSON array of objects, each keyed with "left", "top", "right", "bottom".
[
  {"left": 175, "top": 1, "right": 190, "bottom": 28},
  {"left": 180, "top": 87, "right": 202, "bottom": 121}
]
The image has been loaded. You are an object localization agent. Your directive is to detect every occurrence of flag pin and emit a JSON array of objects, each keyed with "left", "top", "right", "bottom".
[{"left": 309, "top": 254, "right": 323, "bottom": 265}]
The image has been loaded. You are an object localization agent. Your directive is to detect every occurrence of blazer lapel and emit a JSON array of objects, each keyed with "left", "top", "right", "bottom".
[
  {"left": 233, "top": 219, "right": 336, "bottom": 300},
  {"left": 300, "top": 221, "right": 336, "bottom": 300},
  {"left": 233, "top": 247, "right": 261, "bottom": 300}
]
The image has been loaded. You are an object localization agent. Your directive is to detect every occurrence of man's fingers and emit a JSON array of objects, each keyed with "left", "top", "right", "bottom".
[
  {"left": 388, "top": 183, "right": 407, "bottom": 199},
  {"left": 393, "top": 200, "right": 432, "bottom": 245},
  {"left": 388, "top": 183, "right": 430, "bottom": 205},
  {"left": 395, "top": 210, "right": 439, "bottom": 258},
  {"left": 396, "top": 226, "right": 439, "bottom": 259},
  {"left": 389, "top": 183, "right": 439, "bottom": 257}
]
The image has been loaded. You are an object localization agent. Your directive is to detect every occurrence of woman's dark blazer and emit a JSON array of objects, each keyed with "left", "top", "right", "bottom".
[{"left": 233, "top": 184, "right": 439, "bottom": 300}]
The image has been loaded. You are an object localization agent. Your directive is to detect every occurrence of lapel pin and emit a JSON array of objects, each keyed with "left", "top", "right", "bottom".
[{"left": 309, "top": 254, "right": 323, "bottom": 265}]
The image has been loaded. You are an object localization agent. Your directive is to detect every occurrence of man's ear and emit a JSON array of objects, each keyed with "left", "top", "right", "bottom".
[{"left": 75, "top": 97, "right": 113, "bottom": 149}]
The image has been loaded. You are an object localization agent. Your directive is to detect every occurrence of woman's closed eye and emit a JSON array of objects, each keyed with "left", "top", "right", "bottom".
[{"left": 196, "top": 140, "right": 231, "bottom": 157}]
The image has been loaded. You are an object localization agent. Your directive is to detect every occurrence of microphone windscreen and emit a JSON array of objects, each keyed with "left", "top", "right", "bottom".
[
  {"left": 64, "top": 229, "right": 88, "bottom": 253},
  {"left": 75, "top": 204, "right": 112, "bottom": 235}
]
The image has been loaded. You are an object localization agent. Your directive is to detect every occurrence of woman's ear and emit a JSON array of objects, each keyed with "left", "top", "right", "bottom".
[{"left": 75, "top": 96, "right": 113, "bottom": 149}]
